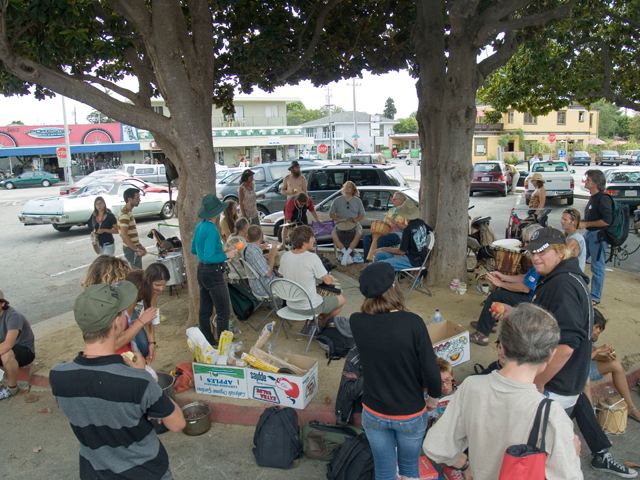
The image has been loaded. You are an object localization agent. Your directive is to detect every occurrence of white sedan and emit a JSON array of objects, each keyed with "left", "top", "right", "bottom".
[{"left": 19, "top": 177, "right": 175, "bottom": 232}]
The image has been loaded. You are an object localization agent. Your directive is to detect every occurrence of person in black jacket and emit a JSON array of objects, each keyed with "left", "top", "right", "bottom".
[
  {"left": 493, "top": 227, "right": 637, "bottom": 478},
  {"left": 350, "top": 262, "right": 441, "bottom": 480}
]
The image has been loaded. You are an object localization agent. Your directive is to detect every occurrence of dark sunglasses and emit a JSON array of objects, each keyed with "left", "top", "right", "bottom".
[{"left": 563, "top": 209, "right": 577, "bottom": 218}]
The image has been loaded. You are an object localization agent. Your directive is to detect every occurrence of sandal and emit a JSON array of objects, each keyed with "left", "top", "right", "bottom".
[
  {"left": 592, "top": 300, "right": 600, "bottom": 306},
  {"left": 629, "top": 407, "right": 640, "bottom": 423},
  {"left": 470, "top": 321, "right": 497, "bottom": 333},
  {"left": 469, "top": 330, "right": 489, "bottom": 346}
]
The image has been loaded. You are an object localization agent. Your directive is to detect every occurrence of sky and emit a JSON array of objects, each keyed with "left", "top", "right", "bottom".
[{"left": 0, "top": 70, "right": 419, "bottom": 127}]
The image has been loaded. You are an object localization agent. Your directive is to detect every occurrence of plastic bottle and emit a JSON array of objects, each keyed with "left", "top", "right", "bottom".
[{"left": 434, "top": 309, "right": 442, "bottom": 324}]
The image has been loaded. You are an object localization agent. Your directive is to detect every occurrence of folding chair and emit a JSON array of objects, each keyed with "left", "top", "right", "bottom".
[
  {"left": 397, "top": 231, "right": 435, "bottom": 300},
  {"left": 238, "top": 258, "right": 279, "bottom": 332},
  {"left": 269, "top": 278, "right": 319, "bottom": 355}
]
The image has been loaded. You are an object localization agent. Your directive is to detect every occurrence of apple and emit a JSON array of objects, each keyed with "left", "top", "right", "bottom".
[{"left": 490, "top": 302, "right": 506, "bottom": 315}]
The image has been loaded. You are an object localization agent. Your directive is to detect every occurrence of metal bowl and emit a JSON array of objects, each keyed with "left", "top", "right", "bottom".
[
  {"left": 181, "top": 401, "right": 211, "bottom": 436},
  {"left": 153, "top": 372, "right": 176, "bottom": 435}
]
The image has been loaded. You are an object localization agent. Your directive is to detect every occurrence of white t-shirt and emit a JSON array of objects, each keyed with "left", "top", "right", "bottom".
[{"left": 279, "top": 251, "right": 327, "bottom": 310}]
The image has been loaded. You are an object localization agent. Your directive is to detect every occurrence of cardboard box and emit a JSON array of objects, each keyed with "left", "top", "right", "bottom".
[
  {"left": 427, "top": 320, "right": 470, "bottom": 367},
  {"left": 397, "top": 456, "right": 441, "bottom": 480},
  {"left": 193, "top": 364, "right": 249, "bottom": 399},
  {"left": 247, "top": 354, "right": 318, "bottom": 410}
]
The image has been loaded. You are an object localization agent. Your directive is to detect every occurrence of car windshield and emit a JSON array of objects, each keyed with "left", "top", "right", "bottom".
[
  {"left": 268, "top": 165, "right": 290, "bottom": 181},
  {"left": 574, "top": 152, "right": 589, "bottom": 157},
  {"left": 76, "top": 183, "right": 113, "bottom": 197},
  {"left": 533, "top": 162, "right": 568, "bottom": 172},
  {"left": 602, "top": 150, "right": 618, "bottom": 155},
  {"left": 216, "top": 170, "right": 228, "bottom": 180},
  {"left": 474, "top": 163, "right": 501, "bottom": 173},
  {"left": 384, "top": 168, "right": 406, "bottom": 186},
  {"left": 606, "top": 171, "right": 640, "bottom": 183}
]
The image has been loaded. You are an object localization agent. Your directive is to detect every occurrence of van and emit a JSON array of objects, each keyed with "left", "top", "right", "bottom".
[
  {"left": 118, "top": 163, "right": 168, "bottom": 184},
  {"left": 344, "top": 153, "right": 388, "bottom": 165}
]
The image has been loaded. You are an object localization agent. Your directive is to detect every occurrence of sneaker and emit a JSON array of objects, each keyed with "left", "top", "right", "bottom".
[
  {"left": 591, "top": 451, "right": 638, "bottom": 478},
  {"left": 352, "top": 253, "right": 364, "bottom": 264},
  {"left": 442, "top": 466, "right": 465, "bottom": 480},
  {"left": 345, "top": 254, "right": 354, "bottom": 265}
]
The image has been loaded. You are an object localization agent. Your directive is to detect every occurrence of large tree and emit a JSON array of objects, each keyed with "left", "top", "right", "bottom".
[{"left": 383, "top": 97, "right": 397, "bottom": 119}]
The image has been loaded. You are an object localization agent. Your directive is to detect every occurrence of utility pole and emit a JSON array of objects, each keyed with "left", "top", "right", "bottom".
[
  {"left": 352, "top": 78, "right": 359, "bottom": 153},
  {"left": 61, "top": 97, "right": 74, "bottom": 186},
  {"left": 326, "top": 85, "right": 335, "bottom": 161}
]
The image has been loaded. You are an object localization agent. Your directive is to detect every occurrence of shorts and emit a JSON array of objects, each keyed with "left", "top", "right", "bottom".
[
  {"left": 332, "top": 222, "right": 363, "bottom": 235},
  {"left": 589, "top": 360, "right": 604, "bottom": 381},
  {"left": 291, "top": 295, "right": 340, "bottom": 316},
  {"left": 0, "top": 345, "right": 35, "bottom": 367}
]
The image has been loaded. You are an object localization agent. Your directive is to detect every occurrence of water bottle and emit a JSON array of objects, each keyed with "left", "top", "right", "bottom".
[{"left": 434, "top": 309, "right": 442, "bottom": 324}]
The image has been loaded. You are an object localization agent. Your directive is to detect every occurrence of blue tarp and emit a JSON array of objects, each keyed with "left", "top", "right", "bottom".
[{"left": 0, "top": 143, "right": 142, "bottom": 158}]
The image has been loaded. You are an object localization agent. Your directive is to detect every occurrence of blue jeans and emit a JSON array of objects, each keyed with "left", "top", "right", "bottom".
[
  {"left": 362, "top": 408, "right": 429, "bottom": 480},
  {"left": 373, "top": 251, "right": 414, "bottom": 271},
  {"left": 123, "top": 246, "right": 142, "bottom": 269},
  {"left": 584, "top": 230, "right": 605, "bottom": 302},
  {"left": 363, "top": 232, "right": 402, "bottom": 261}
]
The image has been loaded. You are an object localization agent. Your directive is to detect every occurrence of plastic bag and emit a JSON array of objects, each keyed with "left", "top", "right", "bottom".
[
  {"left": 312, "top": 220, "right": 336, "bottom": 237},
  {"left": 173, "top": 362, "right": 194, "bottom": 393},
  {"left": 186, "top": 327, "right": 219, "bottom": 364}
]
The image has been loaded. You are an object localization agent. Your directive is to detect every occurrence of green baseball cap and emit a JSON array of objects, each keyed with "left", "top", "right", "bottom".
[{"left": 74, "top": 282, "right": 138, "bottom": 333}]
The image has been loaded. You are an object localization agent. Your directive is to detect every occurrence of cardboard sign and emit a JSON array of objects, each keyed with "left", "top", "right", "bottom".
[
  {"left": 193, "top": 364, "right": 248, "bottom": 399},
  {"left": 427, "top": 320, "right": 470, "bottom": 367}
]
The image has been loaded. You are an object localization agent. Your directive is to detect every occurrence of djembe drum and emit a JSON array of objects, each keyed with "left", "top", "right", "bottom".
[
  {"left": 491, "top": 239, "right": 523, "bottom": 275},
  {"left": 367, "top": 220, "right": 391, "bottom": 261},
  {"left": 336, "top": 221, "right": 357, "bottom": 248}
]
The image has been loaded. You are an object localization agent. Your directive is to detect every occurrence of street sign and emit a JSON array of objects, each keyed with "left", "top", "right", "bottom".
[
  {"left": 558, "top": 149, "right": 567, "bottom": 158},
  {"left": 370, "top": 129, "right": 380, "bottom": 137},
  {"left": 353, "top": 138, "right": 358, "bottom": 149},
  {"left": 351, "top": 133, "right": 360, "bottom": 139},
  {"left": 56, "top": 147, "right": 69, "bottom": 167},
  {"left": 549, "top": 133, "right": 556, "bottom": 143},
  {"left": 318, "top": 144, "right": 328, "bottom": 154}
]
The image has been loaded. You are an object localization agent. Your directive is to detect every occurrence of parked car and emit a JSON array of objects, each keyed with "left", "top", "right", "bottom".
[
  {"left": 620, "top": 150, "right": 640, "bottom": 165},
  {"left": 60, "top": 170, "right": 132, "bottom": 195},
  {"left": 596, "top": 150, "right": 621, "bottom": 166},
  {"left": 261, "top": 186, "right": 418, "bottom": 243},
  {"left": 604, "top": 168, "right": 640, "bottom": 210},
  {"left": 216, "top": 166, "right": 242, "bottom": 183},
  {"left": 396, "top": 149, "right": 410, "bottom": 160},
  {"left": 569, "top": 151, "right": 591, "bottom": 166},
  {"left": 217, "top": 160, "right": 321, "bottom": 203},
  {"left": 470, "top": 161, "right": 512, "bottom": 197},
  {"left": 19, "top": 177, "right": 174, "bottom": 231},
  {"left": 1, "top": 170, "right": 60, "bottom": 190},
  {"left": 515, "top": 163, "right": 529, "bottom": 187},
  {"left": 524, "top": 161, "right": 574, "bottom": 205},
  {"left": 118, "top": 163, "right": 169, "bottom": 184},
  {"left": 256, "top": 164, "right": 408, "bottom": 217},
  {"left": 343, "top": 152, "right": 389, "bottom": 165}
]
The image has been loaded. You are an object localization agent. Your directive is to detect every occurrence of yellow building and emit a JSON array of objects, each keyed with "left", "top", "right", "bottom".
[{"left": 473, "top": 105, "right": 600, "bottom": 163}]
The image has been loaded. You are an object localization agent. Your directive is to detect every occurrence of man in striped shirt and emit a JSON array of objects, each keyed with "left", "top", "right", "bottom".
[
  {"left": 50, "top": 283, "right": 185, "bottom": 479},
  {"left": 119, "top": 188, "right": 146, "bottom": 268}
]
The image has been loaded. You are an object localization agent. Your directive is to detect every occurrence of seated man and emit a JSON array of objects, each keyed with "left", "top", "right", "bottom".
[
  {"left": 423, "top": 304, "right": 582, "bottom": 480},
  {"left": 0, "top": 291, "right": 35, "bottom": 397},
  {"left": 225, "top": 217, "right": 250, "bottom": 275},
  {"left": 372, "top": 199, "right": 432, "bottom": 271},
  {"left": 330, "top": 181, "right": 365, "bottom": 266},
  {"left": 362, "top": 191, "right": 408, "bottom": 261},
  {"left": 281, "top": 192, "right": 320, "bottom": 245},
  {"left": 469, "top": 223, "right": 543, "bottom": 346},
  {"left": 280, "top": 225, "right": 345, "bottom": 330},
  {"left": 243, "top": 225, "right": 279, "bottom": 298}
]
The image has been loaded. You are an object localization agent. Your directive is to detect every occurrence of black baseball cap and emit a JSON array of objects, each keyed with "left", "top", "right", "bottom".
[{"left": 522, "top": 227, "right": 566, "bottom": 254}]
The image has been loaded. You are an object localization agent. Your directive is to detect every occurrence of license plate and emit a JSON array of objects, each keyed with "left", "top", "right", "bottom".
[
  {"left": 625, "top": 190, "right": 637, "bottom": 197},
  {"left": 481, "top": 177, "right": 490, "bottom": 182}
]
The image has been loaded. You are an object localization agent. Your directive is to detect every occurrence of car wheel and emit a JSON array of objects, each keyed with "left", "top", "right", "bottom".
[
  {"left": 257, "top": 205, "right": 269, "bottom": 221},
  {"left": 587, "top": 162, "right": 591, "bottom": 166},
  {"left": 5, "top": 182, "right": 15, "bottom": 189},
  {"left": 567, "top": 195, "right": 574, "bottom": 206},
  {"left": 469, "top": 191, "right": 474, "bottom": 197},
  {"left": 406, "top": 160, "right": 410, "bottom": 165},
  {"left": 52, "top": 224, "right": 72, "bottom": 232},
  {"left": 500, "top": 188, "right": 507, "bottom": 197},
  {"left": 159, "top": 201, "right": 174, "bottom": 219},
  {"left": 525, "top": 197, "right": 530, "bottom": 206},
  {"left": 276, "top": 221, "right": 284, "bottom": 242},
  {"left": 41, "top": 180, "right": 51, "bottom": 187}
]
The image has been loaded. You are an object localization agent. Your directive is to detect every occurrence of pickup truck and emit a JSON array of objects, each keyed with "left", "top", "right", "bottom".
[
  {"left": 620, "top": 150, "right": 640, "bottom": 165},
  {"left": 525, "top": 161, "right": 574, "bottom": 205},
  {"left": 118, "top": 163, "right": 168, "bottom": 184}
]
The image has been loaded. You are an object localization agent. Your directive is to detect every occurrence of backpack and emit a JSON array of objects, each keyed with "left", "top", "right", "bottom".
[
  {"left": 326, "top": 433, "right": 375, "bottom": 480},
  {"left": 599, "top": 196, "right": 629, "bottom": 247},
  {"left": 335, "top": 346, "right": 364, "bottom": 425},
  {"left": 253, "top": 406, "right": 303, "bottom": 469},
  {"left": 228, "top": 283, "right": 259, "bottom": 320},
  {"left": 301, "top": 421, "right": 363, "bottom": 460},
  {"left": 316, "top": 317, "right": 355, "bottom": 364}
]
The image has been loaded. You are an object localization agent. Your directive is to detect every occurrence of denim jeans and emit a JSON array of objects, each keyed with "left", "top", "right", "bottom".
[
  {"left": 475, "top": 289, "right": 531, "bottom": 336},
  {"left": 197, "top": 262, "right": 230, "bottom": 345},
  {"left": 373, "top": 251, "right": 414, "bottom": 271},
  {"left": 363, "top": 232, "right": 401, "bottom": 261},
  {"left": 584, "top": 230, "right": 605, "bottom": 302},
  {"left": 99, "top": 243, "right": 115, "bottom": 256},
  {"left": 123, "top": 246, "right": 142, "bottom": 269},
  {"left": 362, "top": 408, "right": 429, "bottom": 480}
]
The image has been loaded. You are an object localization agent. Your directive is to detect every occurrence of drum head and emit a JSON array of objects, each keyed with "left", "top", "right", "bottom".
[
  {"left": 337, "top": 221, "right": 356, "bottom": 231},
  {"left": 491, "top": 239, "right": 522, "bottom": 251}
]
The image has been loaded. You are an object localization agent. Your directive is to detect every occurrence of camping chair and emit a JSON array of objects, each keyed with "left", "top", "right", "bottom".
[
  {"left": 269, "top": 278, "right": 319, "bottom": 355},
  {"left": 238, "top": 258, "right": 280, "bottom": 331},
  {"left": 226, "top": 258, "right": 249, "bottom": 290},
  {"left": 397, "top": 231, "right": 435, "bottom": 300}
]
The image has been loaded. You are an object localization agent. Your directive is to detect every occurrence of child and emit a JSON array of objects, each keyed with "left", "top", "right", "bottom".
[
  {"left": 586, "top": 309, "right": 640, "bottom": 422},
  {"left": 429, "top": 358, "right": 458, "bottom": 421}
]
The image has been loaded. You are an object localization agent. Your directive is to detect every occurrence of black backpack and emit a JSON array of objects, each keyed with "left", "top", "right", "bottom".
[
  {"left": 228, "top": 283, "right": 259, "bottom": 320},
  {"left": 335, "top": 346, "right": 364, "bottom": 425},
  {"left": 317, "top": 317, "right": 355, "bottom": 364},
  {"left": 599, "top": 196, "right": 629, "bottom": 247},
  {"left": 326, "top": 433, "right": 375, "bottom": 480},
  {"left": 253, "top": 406, "right": 303, "bottom": 469}
]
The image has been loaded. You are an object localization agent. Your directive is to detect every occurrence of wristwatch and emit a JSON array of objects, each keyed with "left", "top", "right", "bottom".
[{"left": 460, "top": 459, "right": 470, "bottom": 472}]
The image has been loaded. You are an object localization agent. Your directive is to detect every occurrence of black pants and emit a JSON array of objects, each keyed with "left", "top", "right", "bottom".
[
  {"left": 475, "top": 289, "right": 531, "bottom": 336},
  {"left": 565, "top": 392, "right": 611, "bottom": 454},
  {"left": 197, "top": 262, "right": 230, "bottom": 345}
]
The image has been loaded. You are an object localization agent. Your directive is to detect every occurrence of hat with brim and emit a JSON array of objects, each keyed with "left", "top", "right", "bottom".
[
  {"left": 198, "top": 193, "right": 228, "bottom": 220},
  {"left": 74, "top": 281, "right": 139, "bottom": 333},
  {"left": 530, "top": 173, "right": 546, "bottom": 184},
  {"left": 396, "top": 199, "right": 420, "bottom": 220},
  {"left": 289, "top": 160, "right": 301, "bottom": 171},
  {"left": 522, "top": 227, "right": 566, "bottom": 254}
]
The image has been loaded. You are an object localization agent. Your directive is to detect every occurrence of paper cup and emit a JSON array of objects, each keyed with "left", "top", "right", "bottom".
[{"left": 152, "top": 309, "right": 161, "bottom": 325}]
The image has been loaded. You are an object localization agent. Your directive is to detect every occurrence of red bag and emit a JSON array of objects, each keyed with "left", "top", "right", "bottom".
[
  {"left": 498, "top": 398, "right": 552, "bottom": 480},
  {"left": 173, "top": 362, "right": 194, "bottom": 393}
]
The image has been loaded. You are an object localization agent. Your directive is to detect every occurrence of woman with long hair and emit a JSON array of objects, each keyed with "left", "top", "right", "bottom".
[
  {"left": 81, "top": 255, "right": 131, "bottom": 288},
  {"left": 115, "top": 269, "right": 157, "bottom": 358},
  {"left": 238, "top": 170, "right": 265, "bottom": 226},
  {"left": 527, "top": 173, "right": 547, "bottom": 219},
  {"left": 561, "top": 207, "right": 586, "bottom": 272},
  {"left": 90, "top": 196, "right": 119, "bottom": 255},
  {"left": 350, "top": 262, "right": 441, "bottom": 480},
  {"left": 219, "top": 200, "right": 238, "bottom": 243}
]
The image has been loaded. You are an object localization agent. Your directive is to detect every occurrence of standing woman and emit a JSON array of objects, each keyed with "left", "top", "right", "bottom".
[
  {"left": 350, "top": 262, "right": 441, "bottom": 480},
  {"left": 90, "top": 196, "right": 119, "bottom": 256},
  {"left": 527, "top": 173, "right": 547, "bottom": 220},
  {"left": 191, "top": 194, "right": 238, "bottom": 346},
  {"left": 561, "top": 208, "right": 586, "bottom": 272},
  {"left": 219, "top": 200, "right": 238, "bottom": 243},
  {"left": 238, "top": 170, "right": 265, "bottom": 226}
]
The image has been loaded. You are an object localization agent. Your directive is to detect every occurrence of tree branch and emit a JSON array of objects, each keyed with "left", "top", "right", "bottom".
[
  {"left": 477, "top": 30, "right": 517, "bottom": 81},
  {"left": 603, "top": 9, "right": 640, "bottom": 31},
  {"left": 478, "top": 0, "right": 534, "bottom": 25},
  {"left": 475, "top": 0, "right": 578, "bottom": 47},
  {"left": 104, "top": 0, "right": 152, "bottom": 36},
  {"left": 74, "top": 74, "right": 138, "bottom": 102},
  {"left": 275, "top": 0, "right": 345, "bottom": 83},
  {"left": 9, "top": 20, "right": 36, "bottom": 49}
]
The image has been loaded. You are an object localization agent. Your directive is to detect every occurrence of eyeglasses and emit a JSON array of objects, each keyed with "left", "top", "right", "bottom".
[{"left": 441, "top": 379, "right": 453, "bottom": 386}]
